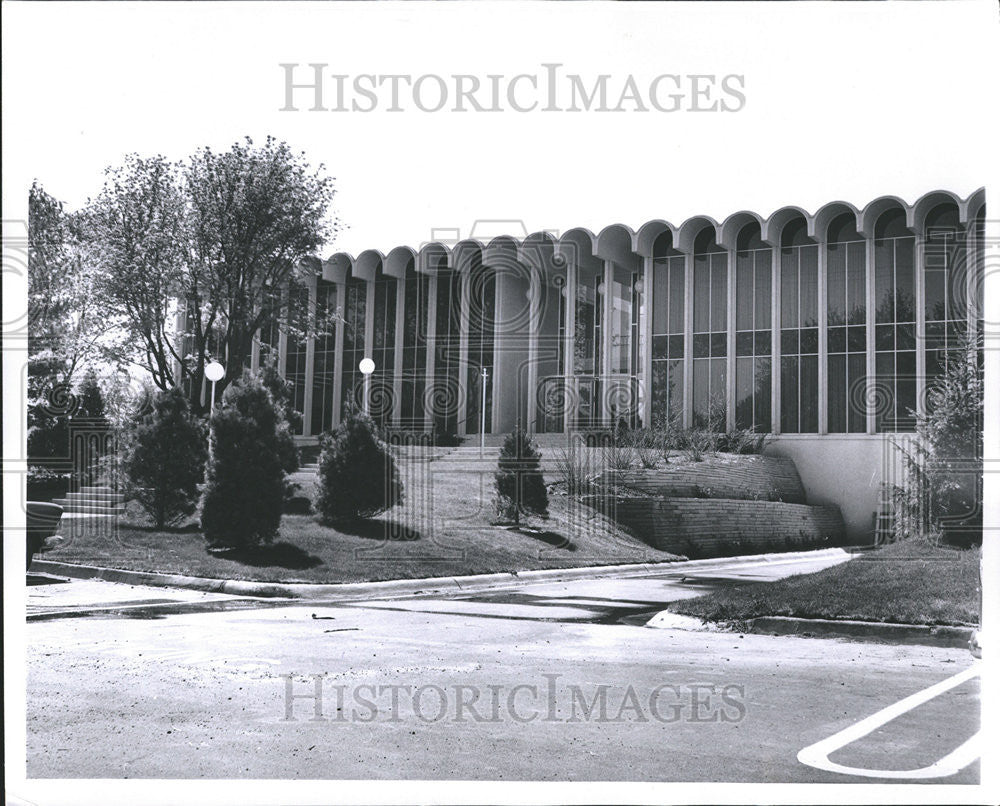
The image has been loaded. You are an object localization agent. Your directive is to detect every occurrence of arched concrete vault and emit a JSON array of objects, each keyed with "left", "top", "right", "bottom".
[
  {"left": 355, "top": 249, "right": 385, "bottom": 282},
  {"left": 417, "top": 242, "right": 452, "bottom": 276},
  {"left": 860, "top": 195, "right": 910, "bottom": 239},
  {"left": 636, "top": 220, "right": 678, "bottom": 257},
  {"left": 763, "top": 206, "right": 813, "bottom": 246},
  {"left": 813, "top": 201, "right": 862, "bottom": 242},
  {"left": 323, "top": 253, "right": 353, "bottom": 284},
  {"left": 676, "top": 216, "right": 721, "bottom": 253},
  {"left": 720, "top": 211, "right": 765, "bottom": 251}
]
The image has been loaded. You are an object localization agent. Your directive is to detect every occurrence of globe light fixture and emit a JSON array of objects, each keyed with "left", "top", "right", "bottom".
[{"left": 205, "top": 361, "right": 225, "bottom": 417}]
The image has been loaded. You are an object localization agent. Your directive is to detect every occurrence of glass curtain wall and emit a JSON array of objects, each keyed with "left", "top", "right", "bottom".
[
  {"left": 826, "top": 214, "right": 867, "bottom": 433},
  {"left": 874, "top": 209, "right": 916, "bottom": 432},
  {"left": 692, "top": 228, "right": 727, "bottom": 429},
  {"left": 734, "top": 224, "right": 772, "bottom": 432},
  {"left": 779, "top": 219, "right": 819, "bottom": 433}
]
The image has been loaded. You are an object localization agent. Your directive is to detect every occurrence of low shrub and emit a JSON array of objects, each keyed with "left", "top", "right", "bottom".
[
  {"left": 316, "top": 412, "right": 403, "bottom": 524},
  {"left": 495, "top": 428, "right": 548, "bottom": 525}
]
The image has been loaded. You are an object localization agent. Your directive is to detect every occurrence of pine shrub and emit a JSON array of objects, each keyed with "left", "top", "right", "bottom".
[
  {"left": 494, "top": 428, "right": 548, "bottom": 525},
  {"left": 125, "top": 387, "right": 207, "bottom": 529},
  {"left": 200, "top": 373, "right": 286, "bottom": 548},
  {"left": 316, "top": 412, "right": 403, "bottom": 524}
]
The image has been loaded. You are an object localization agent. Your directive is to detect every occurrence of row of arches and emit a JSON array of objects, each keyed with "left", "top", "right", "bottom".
[
  {"left": 319, "top": 188, "right": 985, "bottom": 282},
  {"left": 277, "top": 189, "right": 984, "bottom": 439}
]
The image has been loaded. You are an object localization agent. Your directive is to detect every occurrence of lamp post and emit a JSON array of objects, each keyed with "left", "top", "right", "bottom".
[
  {"left": 204, "top": 361, "right": 225, "bottom": 416},
  {"left": 481, "top": 366, "right": 489, "bottom": 456},
  {"left": 204, "top": 361, "right": 225, "bottom": 461},
  {"left": 359, "top": 358, "right": 375, "bottom": 416}
]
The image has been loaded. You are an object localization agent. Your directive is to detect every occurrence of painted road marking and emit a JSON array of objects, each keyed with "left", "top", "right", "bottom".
[{"left": 797, "top": 664, "right": 980, "bottom": 780}]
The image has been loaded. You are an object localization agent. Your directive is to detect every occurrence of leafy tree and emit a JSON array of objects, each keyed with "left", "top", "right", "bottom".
[
  {"left": 494, "top": 428, "right": 548, "bottom": 525},
  {"left": 124, "top": 388, "right": 207, "bottom": 528},
  {"left": 316, "top": 412, "right": 402, "bottom": 524},
  {"left": 200, "top": 372, "right": 286, "bottom": 547},
  {"left": 893, "top": 334, "right": 983, "bottom": 547},
  {"left": 83, "top": 137, "right": 338, "bottom": 413}
]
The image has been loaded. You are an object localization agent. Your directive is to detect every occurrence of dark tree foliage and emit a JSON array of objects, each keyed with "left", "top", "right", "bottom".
[
  {"left": 316, "top": 412, "right": 402, "bottom": 524},
  {"left": 894, "top": 334, "right": 983, "bottom": 547},
  {"left": 200, "top": 373, "right": 286, "bottom": 547},
  {"left": 257, "top": 361, "right": 301, "bottom": 473},
  {"left": 494, "top": 428, "right": 549, "bottom": 525},
  {"left": 124, "top": 388, "right": 207, "bottom": 529}
]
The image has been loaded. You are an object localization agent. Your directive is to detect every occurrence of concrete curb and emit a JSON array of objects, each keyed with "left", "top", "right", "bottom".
[
  {"left": 747, "top": 615, "right": 975, "bottom": 648},
  {"left": 29, "top": 547, "right": 853, "bottom": 602}
]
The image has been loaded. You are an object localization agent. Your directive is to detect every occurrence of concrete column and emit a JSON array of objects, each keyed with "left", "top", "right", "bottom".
[
  {"left": 684, "top": 252, "right": 695, "bottom": 430},
  {"left": 563, "top": 258, "right": 577, "bottom": 432},
  {"left": 302, "top": 275, "right": 317, "bottom": 437},
  {"left": 277, "top": 284, "right": 288, "bottom": 377},
  {"left": 865, "top": 235, "right": 876, "bottom": 435},
  {"left": 457, "top": 269, "right": 471, "bottom": 437},
  {"left": 966, "top": 222, "right": 978, "bottom": 338},
  {"left": 526, "top": 263, "right": 541, "bottom": 433},
  {"left": 818, "top": 237, "right": 829, "bottom": 435},
  {"left": 726, "top": 248, "right": 736, "bottom": 432},
  {"left": 392, "top": 275, "right": 406, "bottom": 427},
  {"left": 601, "top": 260, "right": 614, "bottom": 426},
  {"left": 771, "top": 244, "right": 781, "bottom": 435},
  {"left": 915, "top": 233, "right": 927, "bottom": 419},
  {"left": 642, "top": 255, "right": 654, "bottom": 429},
  {"left": 424, "top": 274, "right": 438, "bottom": 432},
  {"left": 331, "top": 281, "right": 345, "bottom": 428}
]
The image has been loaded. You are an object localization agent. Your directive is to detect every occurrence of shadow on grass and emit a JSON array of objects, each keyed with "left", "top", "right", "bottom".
[
  {"left": 326, "top": 519, "right": 422, "bottom": 542},
  {"left": 125, "top": 522, "right": 202, "bottom": 534},
  {"left": 211, "top": 541, "right": 325, "bottom": 569},
  {"left": 498, "top": 526, "right": 576, "bottom": 552}
]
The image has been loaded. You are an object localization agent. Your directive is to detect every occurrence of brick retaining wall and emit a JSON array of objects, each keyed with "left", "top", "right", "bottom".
[
  {"left": 593, "top": 455, "right": 806, "bottom": 504},
  {"left": 581, "top": 495, "right": 845, "bottom": 558}
]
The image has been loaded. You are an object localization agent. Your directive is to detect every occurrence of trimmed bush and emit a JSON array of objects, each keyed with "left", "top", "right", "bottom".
[
  {"left": 124, "top": 388, "right": 207, "bottom": 529},
  {"left": 257, "top": 361, "right": 301, "bottom": 473},
  {"left": 494, "top": 428, "right": 548, "bottom": 525},
  {"left": 200, "top": 373, "right": 286, "bottom": 548},
  {"left": 316, "top": 412, "right": 403, "bottom": 524}
]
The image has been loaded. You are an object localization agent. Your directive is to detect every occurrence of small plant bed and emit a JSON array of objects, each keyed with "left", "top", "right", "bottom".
[{"left": 667, "top": 539, "right": 981, "bottom": 627}]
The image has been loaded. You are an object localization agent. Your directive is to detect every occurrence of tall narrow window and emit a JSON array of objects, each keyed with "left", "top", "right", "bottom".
[
  {"left": 573, "top": 262, "right": 602, "bottom": 427},
  {"left": 735, "top": 223, "right": 772, "bottom": 432},
  {"left": 433, "top": 269, "right": 462, "bottom": 436},
  {"left": 692, "top": 227, "right": 727, "bottom": 429},
  {"left": 923, "top": 204, "right": 967, "bottom": 388},
  {"left": 651, "top": 245, "right": 685, "bottom": 428},
  {"left": 400, "top": 265, "right": 429, "bottom": 429},
  {"left": 874, "top": 209, "right": 916, "bottom": 432},
  {"left": 370, "top": 272, "right": 397, "bottom": 425},
  {"left": 826, "top": 213, "right": 866, "bottom": 433},
  {"left": 340, "top": 276, "right": 367, "bottom": 417},
  {"left": 310, "top": 280, "right": 337, "bottom": 435},
  {"left": 779, "top": 219, "right": 819, "bottom": 433},
  {"left": 467, "top": 260, "right": 495, "bottom": 434}
]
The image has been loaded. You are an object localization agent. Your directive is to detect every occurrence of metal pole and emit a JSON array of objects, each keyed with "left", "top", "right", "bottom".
[
  {"left": 481, "top": 366, "right": 488, "bottom": 455},
  {"left": 364, "top": 373, "right": 371, "bottom": 416}
]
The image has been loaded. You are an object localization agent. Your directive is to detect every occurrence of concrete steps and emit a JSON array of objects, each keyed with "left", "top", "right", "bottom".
[{"left": 53, "top": 486, "right": 126, "bottom": 516}]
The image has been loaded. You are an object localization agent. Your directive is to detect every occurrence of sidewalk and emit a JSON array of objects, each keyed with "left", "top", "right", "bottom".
[{"left": 29, "top": 547, "right": 856, "bottom": 606}]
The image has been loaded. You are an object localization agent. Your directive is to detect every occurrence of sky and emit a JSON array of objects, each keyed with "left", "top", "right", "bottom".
[{"left": 3, "top": 1, "right": 997, "bottom": 260}]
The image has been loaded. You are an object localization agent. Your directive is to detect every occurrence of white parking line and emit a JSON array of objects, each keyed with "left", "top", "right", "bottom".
[{"left": 797, "top": 664, "right": 981, "bottom": 780}]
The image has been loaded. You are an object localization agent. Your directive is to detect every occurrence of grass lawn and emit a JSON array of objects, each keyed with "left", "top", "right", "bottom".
[
  {"left": 668, "top": 539, "right": 981, "bottom": 627},
  {"left": 44, "top": 457, "right": 680, "bottom": 583}
]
